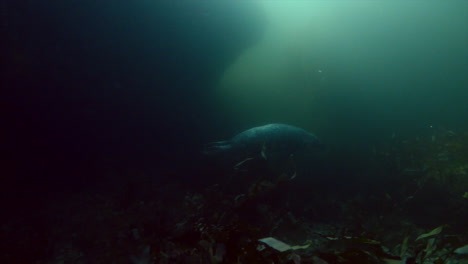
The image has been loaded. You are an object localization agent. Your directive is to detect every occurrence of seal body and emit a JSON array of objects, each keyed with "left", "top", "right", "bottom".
[{"left": 204, "top": 124, "right": 322, "bottom": 173}]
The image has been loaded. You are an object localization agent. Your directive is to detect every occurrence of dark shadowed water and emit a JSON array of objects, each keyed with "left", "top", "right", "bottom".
[{"left": 1, "top": 1, "right": 467, "bottom": 263}]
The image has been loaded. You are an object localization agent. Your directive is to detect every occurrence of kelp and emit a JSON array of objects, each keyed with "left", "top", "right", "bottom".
[
  {"left": 258, "top": 237, "right": 311, "bottom": 252},
  {"left": 416, "top": 225, "right": 446, "bottom": 241},
  {"left": 454, "top": 244, "right": 468, "bottom": 255}
]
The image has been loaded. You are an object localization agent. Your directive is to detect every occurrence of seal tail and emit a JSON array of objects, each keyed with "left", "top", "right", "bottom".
[{"left": 203, "top": 141, "right": 232, "bottom": 155}]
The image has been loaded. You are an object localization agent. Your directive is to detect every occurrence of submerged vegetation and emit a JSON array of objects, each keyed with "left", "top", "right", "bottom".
[
  {"left": 2, "top": 1, "right": 467, "bottom": 263},
  {"left": 2, "top": 128, "right": 466, "bottom": 264}
]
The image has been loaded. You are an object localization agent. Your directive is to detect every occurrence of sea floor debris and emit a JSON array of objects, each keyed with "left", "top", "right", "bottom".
[{"left": 1, "top": 130, "right": 467, "bottom": 263}]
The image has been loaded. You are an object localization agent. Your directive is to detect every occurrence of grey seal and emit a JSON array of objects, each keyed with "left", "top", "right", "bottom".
[{"left": 204, "top": 123, "right": 323, "bottom": 178}]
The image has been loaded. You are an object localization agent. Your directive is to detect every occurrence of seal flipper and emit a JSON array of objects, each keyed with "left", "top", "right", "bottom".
[
  {"left": 203, "top": 141, "right": 232, "bottom": 155},
  {"left": 234, "top": 157, "right": 256, "bottom": 170}
]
